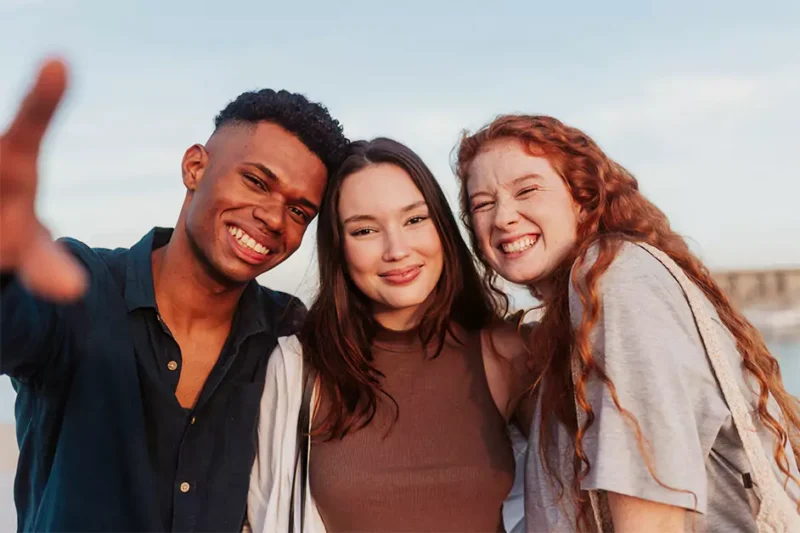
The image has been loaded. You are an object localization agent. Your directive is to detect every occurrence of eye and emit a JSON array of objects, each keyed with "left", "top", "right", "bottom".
[
  {"left": 406, "top": 215, "right": 428, "bottom": 225},
  {"left": 471, "top": 200, "right": 495, "bottom": 212},
  {"left": 244, "top": 173, "right": 267, "bottom": 191},
  {"left": 517, "top": 186, "right": 538, "bottom": 197},
  {"left": 350, "top": 227, "right": 376, "bottom": 237},
  {"left": 288, "top": 206, "right": 309, "bottom": 224}
]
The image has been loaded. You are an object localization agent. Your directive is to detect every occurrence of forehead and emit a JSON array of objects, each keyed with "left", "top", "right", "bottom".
[
  {"left": 213, "top": 122, "right": 327, "bottom": 182},
  {"left": 467, "top": 138, "right": 558, "bottom": 191},
  {"left": 338, "top": 163, "right": 425, "bottom": 219}
]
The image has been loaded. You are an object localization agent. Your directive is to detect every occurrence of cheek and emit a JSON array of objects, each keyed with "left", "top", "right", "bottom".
[
  {"left": 284, "top": 224, "right": 311, "bottom": 251},
  {"left": 343, "top": 239, "right": 378, "bottom": 284},
  {"left": 418, "top": 231, "right": 446, "bottom": 289},
  {"left": 416, "top": 228, "right": 444, "bottom": 265},
  {"left": 542, "top": 201, "right": 579, "bottom": 246},
  {"left": 470, "top": 215, "right": 495, "bottom": 254}
]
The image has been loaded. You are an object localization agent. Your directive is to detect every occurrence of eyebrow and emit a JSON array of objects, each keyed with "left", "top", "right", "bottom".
[
  {"left": 342, "top": 200, "right": 428, "bottom": 225},
  {"left": 244, "top": 161, "right": 320, "bottom": 212},
  {"left": 468, "top": 174, "right": 543, "bottom": 202}
]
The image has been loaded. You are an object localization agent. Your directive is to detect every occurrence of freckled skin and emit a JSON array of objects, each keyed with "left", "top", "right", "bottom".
[{"left": 466, "top": 138, "right": 580, "bottom": 292}]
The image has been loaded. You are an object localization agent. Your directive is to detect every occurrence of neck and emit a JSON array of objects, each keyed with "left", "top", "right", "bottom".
[
  {"left": 372, "top": 304, "right": 425, "bottom": 331},
  {"left": 152, "top": 224, "right": 245, "bottom": 334}
]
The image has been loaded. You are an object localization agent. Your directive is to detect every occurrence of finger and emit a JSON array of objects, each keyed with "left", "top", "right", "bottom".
[
  {"left": 4, "top": 58, "right": 69, "bottom": 157},
  {"left": 18, "top": 226, "right": 87, "bottom": 302}
]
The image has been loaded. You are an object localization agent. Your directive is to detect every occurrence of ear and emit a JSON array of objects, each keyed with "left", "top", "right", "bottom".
[
  {"left": 181, "top": 144, "right": 209, "bottom": 192},
  {"left": 573, "top": 197, "right": 585, "bottom": 221}
]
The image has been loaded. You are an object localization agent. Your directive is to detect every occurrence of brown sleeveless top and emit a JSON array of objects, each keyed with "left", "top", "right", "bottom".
[{"left": 309, "top": 324, "right": 515, "bottom": 533}]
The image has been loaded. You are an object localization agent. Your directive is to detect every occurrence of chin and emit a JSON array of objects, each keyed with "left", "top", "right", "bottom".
[
  {"left": 495, "top": 264, "right": 542, "bottom": 286},
  {"left": 384, "top": 294, "right": 428, "bottom": 311},
  {"left": 389, "top": 297, "right": 426, "bottom": 309},
  {"left": 210, "top": 257, "right": 262, "bottom": 285}
]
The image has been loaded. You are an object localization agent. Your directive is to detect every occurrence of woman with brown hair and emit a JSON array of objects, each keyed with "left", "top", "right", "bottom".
[
  {"left": 246, "top": 137, "right": 532, "bottom": 533},
  {"left": 455, "top": 115, "right": 800, "bottom": 532}
]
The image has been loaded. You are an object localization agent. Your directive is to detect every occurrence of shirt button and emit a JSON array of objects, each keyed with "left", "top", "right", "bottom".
[
  {"left": 190, "top": 416, "right": 196, "bottom": 425},
  {"left": 167, "top": 361, "right": 178, "bottom": 371},
  {"left": 179, "top": 482, "right": 191, "bottom": 493}
]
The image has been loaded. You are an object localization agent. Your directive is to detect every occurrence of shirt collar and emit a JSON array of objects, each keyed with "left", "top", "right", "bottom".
[{"left": 124, "top": 227, "right": 168, "bottom": 312}]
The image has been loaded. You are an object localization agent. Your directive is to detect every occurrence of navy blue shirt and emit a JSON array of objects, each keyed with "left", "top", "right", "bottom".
[{"left": 0, "top": 228, "right": 305, "bottom": 532}]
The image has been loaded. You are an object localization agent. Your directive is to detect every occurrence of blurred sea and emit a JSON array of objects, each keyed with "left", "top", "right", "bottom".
[{"left": 773, "top": 341, "right": 800, "bottom": 395}]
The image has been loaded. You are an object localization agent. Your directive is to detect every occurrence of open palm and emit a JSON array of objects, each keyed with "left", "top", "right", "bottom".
[{"left": 0, "top": 59, "right": 86, "bottom": 301}]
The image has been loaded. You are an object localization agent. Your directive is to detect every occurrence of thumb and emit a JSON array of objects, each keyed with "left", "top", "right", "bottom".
[{"left": 18, "top": 226, "right": 87, "bottom": 302}]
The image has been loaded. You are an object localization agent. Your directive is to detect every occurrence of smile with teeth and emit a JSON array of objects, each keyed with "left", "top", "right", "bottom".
[
  {"left": 227, "top": 225, "right": 270, "bottom": 256},
  {"left": 500, "top": 235, "right": 538, "bottom": 254}
]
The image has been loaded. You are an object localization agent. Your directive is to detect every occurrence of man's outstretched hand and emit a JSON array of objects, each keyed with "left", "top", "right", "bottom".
[{"left": 0, "top": 59, "right": 87, "bottom": 301}]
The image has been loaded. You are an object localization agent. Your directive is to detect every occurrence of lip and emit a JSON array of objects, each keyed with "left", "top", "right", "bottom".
[
  {"left": 227, "top": 230, "right": 273, "bottom": 266},
  {"left": 379, "top": 265, "right": 422, "bottom": 285}
]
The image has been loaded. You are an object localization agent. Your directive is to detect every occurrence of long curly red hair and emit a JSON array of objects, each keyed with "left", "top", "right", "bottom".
[{"left": 455, "top": 114, "right": 800, "bottom": 530}]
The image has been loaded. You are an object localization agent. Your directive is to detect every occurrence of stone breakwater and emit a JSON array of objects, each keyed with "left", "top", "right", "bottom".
[{"left": 746, "top": 307, "right": 800, "bottom": 342}]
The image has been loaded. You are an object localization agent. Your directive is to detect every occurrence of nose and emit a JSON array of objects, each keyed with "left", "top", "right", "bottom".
[
  {"left": 492, "top": 197, "right": 520, "bottom": 229},
  {"left": 253, "top": 202, "right": 285, "bottom": 236},
  {"left": 382, "top": 227, "right": 410, "bottom": 262}
]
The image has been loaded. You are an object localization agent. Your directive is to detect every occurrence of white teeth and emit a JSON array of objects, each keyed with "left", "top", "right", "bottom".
[
  {"left": 501, "top": 236, "right": 537, "bottom": 254},
  {"left": 227, "top": 225, "right": 270, "bottom": 256}
]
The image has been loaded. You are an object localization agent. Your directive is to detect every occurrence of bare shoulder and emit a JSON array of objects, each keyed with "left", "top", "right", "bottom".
[
  {"left": 480, "top": 316, "right": 536, "bottom": 425},
  {"left": 480, "top": 317, "right": 531, "bottom": 365}
]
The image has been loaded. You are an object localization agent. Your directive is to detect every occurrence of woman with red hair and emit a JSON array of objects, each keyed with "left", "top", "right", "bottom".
[{"left": 455, "top": 115, "right": 800, "bottom": 532}]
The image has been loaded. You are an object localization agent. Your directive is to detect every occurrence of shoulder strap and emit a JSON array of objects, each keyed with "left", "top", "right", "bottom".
[
  {"left": 288, "top": 363, "right": 316, "bottom": 533},
  {"left": 573, "top": 241, "right": 800, "bottom": 531},
  {"left": 634, "top": 243, "right": 778, "bottom": 486},
  {"left": 570, "top": 356, "right": 613, "bottom": 533},
  {"left": 634, "top": 242, "right": 800, "bottom": 530}
]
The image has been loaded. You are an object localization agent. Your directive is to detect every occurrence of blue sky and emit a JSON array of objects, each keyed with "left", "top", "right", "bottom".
[{"left": 1, "top": 0, "right": 799, "bottom": 421}]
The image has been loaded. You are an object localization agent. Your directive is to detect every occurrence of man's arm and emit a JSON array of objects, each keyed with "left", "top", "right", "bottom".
[
  {"left": 0, "top": 59, "right": 86, "bottom": 379},
  {"left": 1, "top": 274, "right": 64, "bottom": 381}
]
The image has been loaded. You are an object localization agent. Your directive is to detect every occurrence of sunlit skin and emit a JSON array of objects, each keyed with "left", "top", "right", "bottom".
[
  {"left": 0, "top": 59, "right": 87, "bottom": 301},
  {"left": 173, "top": 121, "right": 328, "bottom": 287},
  {"left": 338, "top": 163, "right": 444, "bottom": 331},
  {"left": 466, "top": 138, "right": 581, "bottom": 297}
]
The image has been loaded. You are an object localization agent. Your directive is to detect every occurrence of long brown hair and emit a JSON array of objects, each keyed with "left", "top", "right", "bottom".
[
  {"left": 299, "top": 137, "right": 499, "bottom": 441},
  {"left": 455, "top": 115, "right": 800, "bottom": 530}
]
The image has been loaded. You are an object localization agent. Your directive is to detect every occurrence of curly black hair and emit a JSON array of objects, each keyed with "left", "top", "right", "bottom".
[{"left": 214, "top": 89, "right": 349, "bottom": 174}]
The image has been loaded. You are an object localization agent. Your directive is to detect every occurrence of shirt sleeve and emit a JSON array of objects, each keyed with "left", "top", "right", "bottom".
[
  {"left": 0, "top": 274, "right": 64, "bottom": 382},
  {"left": 570, "top": 243, "right": 728, "bottom": 514},
  {"left": 0, "top": 238, "right": 89, "bottom": 382}
]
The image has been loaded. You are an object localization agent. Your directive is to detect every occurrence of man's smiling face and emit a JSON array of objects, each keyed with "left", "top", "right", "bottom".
[{"left": 182, "top": 121, "right": 328, "bottom": 285}]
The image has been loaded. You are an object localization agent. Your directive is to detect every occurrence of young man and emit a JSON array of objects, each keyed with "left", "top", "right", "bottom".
[{"left": 0, "top": 59, "right": 348, "bottom": 532}]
